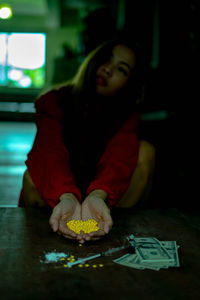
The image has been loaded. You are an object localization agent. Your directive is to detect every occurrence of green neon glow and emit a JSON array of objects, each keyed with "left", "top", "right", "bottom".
[{"left": 0, "top": 5, "right": 12, "bottom": 19}]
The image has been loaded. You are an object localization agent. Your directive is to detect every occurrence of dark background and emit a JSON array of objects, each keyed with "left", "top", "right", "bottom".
[{"left": 0, "top": 0, "right": 199, "bottom": 210}]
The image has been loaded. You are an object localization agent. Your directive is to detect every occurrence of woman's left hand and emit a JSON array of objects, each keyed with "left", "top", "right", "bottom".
[{"left": 81, "top": 190, "right": 113, "bottom": 242}]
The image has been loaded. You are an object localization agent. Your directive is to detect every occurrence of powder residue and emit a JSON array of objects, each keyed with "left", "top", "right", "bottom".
[{"left": 40, "top": 250, "right": 68, "bottom": 263}]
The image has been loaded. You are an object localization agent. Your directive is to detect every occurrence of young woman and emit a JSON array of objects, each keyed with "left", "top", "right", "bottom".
[{"left": 19, "top": 37, "right": 155, "bottom": 243}]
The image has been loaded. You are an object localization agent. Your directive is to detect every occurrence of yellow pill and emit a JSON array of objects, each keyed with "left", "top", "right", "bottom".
[
  {"left": 63, "top": 264, "right": 68, "bottom": 268},
  {"left": 66, "top": 219, "right": 99, "bottom": 234},
  {"left": 92, "top": 265, "right": 97, "bottom": 268},
  {"left": 99, "top": 264, "right": 104, "bottom": 267},
  {"left": 85, "top": 264, "right": 90, "bottom": 267},
  {"left": 67, "top": 258, "right": 71, "bottom": 261},
  {"left": 78, "top": 264, "right": 83, "bottom": 267},
  {"left": 70, "top": 255, "right": 74, "bottom": 258},
  {"left": 79, "top": 244, "right": 82, "bottom": 247},
  {"left": 61, "top": 258, "right": 65, "bottom": 261}
]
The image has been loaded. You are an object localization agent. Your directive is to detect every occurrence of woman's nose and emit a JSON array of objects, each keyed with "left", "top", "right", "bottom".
[{"left": 102, "top": 63, "right": 112, "bottom": 76}]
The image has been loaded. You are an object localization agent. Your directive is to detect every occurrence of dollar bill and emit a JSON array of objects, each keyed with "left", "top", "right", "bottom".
[
  {"left": 160, "top": 241, "right": 180, "bottom": 267},
  {"left": 114, "top": 235, "right": 180, "bottom": 271},
  {"left": 128, "top": 235, "right": 173, "bottom": 263},
  {"left": 113, "top": 253, "right": 146, "bottom": 270},
  {"left": 113, "top": 253, "right": 160, "bottom": 270}
]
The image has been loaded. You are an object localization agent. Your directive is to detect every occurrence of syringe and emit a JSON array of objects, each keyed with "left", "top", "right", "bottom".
[{"left": 67, "top": 244, "right": 132, "bottom": 268}]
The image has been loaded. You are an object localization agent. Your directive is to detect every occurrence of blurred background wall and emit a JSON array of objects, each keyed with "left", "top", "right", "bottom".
[{"left": 0, "top": 0, "right": 198, "bottom": 209}]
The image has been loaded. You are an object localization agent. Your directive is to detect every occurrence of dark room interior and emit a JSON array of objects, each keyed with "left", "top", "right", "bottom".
[
  {"left": 0, "top": 0, "right": 197, "bottom": 210},
  {"left": 0, "top": 1, "right": 200, "bottom": 299}
]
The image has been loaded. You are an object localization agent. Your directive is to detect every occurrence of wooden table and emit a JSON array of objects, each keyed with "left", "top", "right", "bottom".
[{"left": 0, "top": 207, "right": 200, "bottom": 300}]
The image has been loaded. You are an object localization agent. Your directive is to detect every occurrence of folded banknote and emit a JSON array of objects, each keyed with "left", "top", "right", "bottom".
[{"left": 113, "top": 235, "right": 180, "bottom": 271}]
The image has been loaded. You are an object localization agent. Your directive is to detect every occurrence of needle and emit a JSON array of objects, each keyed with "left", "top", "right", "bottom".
[{"left": 67, "top": 245, "right": 131, "bottom": 268}]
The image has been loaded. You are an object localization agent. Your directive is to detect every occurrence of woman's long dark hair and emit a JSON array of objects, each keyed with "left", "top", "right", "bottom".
[{"left": 60, "top": 36, "right": 146, "bottom": 196}]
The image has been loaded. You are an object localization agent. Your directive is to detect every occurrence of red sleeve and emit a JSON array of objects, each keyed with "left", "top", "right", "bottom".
[
  {"left": 87, "top": 113, "right": 140, "bottom": 209},
  {"left": 25, "top": 89, "right": 81, "bottom": 208}
]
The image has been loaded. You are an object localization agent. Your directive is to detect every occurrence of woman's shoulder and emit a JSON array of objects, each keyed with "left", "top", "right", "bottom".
[{"left": 35, "top": 84, "right": 72, "bottom": 119}]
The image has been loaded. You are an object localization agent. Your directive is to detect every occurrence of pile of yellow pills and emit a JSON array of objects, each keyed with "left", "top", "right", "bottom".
[{"left": 66, "top": 219, "right": 99, "bottom": 234}]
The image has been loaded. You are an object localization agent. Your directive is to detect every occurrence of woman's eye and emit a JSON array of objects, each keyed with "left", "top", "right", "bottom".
[{"left": 118, "top": 67, "right": 128, "bottom": 76}]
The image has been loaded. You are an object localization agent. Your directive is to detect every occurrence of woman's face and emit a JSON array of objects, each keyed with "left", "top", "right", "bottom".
[{"left": 96, "top": 44, "right": 136, "bottom": 96}]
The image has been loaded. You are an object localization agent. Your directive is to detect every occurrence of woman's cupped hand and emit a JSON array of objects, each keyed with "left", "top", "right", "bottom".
[{"left": 49, "top": 191, "right": 113, "bottom": 243}]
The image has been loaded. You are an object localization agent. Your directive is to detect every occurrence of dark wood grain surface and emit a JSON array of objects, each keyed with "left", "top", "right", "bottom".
[{"left": 0, "top": 207, "right": 200, "bottom": 300}]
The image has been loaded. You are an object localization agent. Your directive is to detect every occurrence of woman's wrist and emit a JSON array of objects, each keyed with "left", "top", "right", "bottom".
[
  {"left": 59, "top": 193, "right": 78, "bottom": 202},
  {"left": 88, "top": 189, "right": 108, "bottom": 201}
]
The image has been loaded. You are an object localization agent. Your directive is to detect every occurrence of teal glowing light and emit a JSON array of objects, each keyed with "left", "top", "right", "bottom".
[
  {"left": 0, "top": 166, "right": 26, "bottom": 175},
  {"left": 0, "top": 123, "right": 36, "bottom": 154},
  {"left": 5, "top": 142, "right": 31, "bottom": 151}
]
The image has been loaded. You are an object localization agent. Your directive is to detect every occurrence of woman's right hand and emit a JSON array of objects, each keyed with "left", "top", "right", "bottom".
[{"left": 49, "top": 193, "right": 81, "bottom": 240}]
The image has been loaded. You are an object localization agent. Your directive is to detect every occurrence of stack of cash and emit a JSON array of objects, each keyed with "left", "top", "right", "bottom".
[{"left": 113, "top": 234, "right": 180, "bottom": 271}]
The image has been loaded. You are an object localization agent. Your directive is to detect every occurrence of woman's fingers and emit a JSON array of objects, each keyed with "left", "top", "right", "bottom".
[
  {"left": 60, "top": 222, "right": 77, "bottom": 238},
  {"left": 62, "top": 231, "right": 85, "bottom": 243},
  {"left": 76, "top": 232, "right": 84, "bottom": 240},
  {"left": 62, "top": 234, "right": 77, "bottom": 240},
  {"left": 89, "top": 229, "right": 105, "bottom": 238},
  {"left": 86, "top": 234, "right": 101, "bottom": 241},
  {"left": 49, "top": 208, "right": 60, "bottom": 232},
  {"left": 103, "top": 213, "right": 113, "bottom": 233},
  {"left": 58, "top": 227, "right": 77, "bottom": 239}
]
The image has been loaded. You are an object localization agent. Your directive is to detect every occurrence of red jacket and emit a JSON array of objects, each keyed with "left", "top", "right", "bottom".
[{"left": 19, "top": 87, "right": 140, "bottom": 209}]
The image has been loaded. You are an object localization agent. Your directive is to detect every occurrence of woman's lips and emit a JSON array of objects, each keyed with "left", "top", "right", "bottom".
[{"left": 96, "top": 75, "right": 107, "bottom": 86}]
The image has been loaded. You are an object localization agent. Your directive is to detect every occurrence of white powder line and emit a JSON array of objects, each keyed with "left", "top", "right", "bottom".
[{"left": 41, "top": 250, "right": 68, "bottom": 263}]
